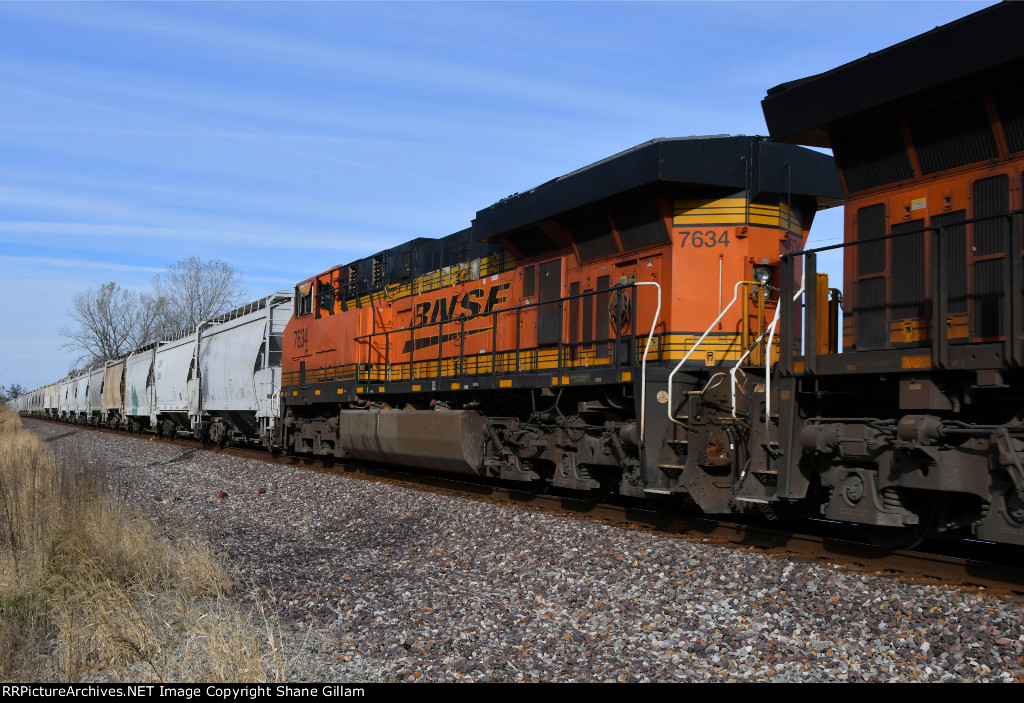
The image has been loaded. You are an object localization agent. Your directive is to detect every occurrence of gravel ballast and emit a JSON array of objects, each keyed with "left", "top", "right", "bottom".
[{"left": 27, "top": 420, "right": 1024, "bottom": 682}]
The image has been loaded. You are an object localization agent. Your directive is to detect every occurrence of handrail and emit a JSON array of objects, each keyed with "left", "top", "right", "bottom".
[
  {"left": 666, "top": 280, "right": 758, "bottom": 428},
  {"left": 764, "top": 275, "right": 804, "bottom": 442},
  {"left": 728, "top": 275, "right": 804, "bottom": 422},
  {"left": 633, "top": 282, "right": 661, "bottom": 446},
  {"left": 355, "top": 281, "right": 646, "bottom": 380},
  {"left": 781, "top": 208, "right": 1024, "bottom": 261},
  {"left": 783, "top": 208, "right": 1022, "bottom": 374},
  {"left": 728, "top": 323, "right": 766, "bottom": 419},
  {"left": 351, "top": 280, "right": 661, "bottom": 449}
]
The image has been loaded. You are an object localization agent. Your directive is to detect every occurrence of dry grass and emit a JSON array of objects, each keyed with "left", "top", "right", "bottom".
[{"left": 0, "top": 409, "right": 295, "bottom": 682}]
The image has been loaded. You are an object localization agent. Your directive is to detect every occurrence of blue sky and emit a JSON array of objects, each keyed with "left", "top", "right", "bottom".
[{"left": 0, "top": 0, "right": 995, "bottom": 391}]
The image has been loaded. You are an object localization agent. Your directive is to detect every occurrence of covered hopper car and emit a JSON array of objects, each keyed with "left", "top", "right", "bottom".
[{"left": 21, "top": 292, "right": 293, "bottom": 447}]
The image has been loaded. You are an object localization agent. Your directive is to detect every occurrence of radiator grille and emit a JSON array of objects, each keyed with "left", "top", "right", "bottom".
[
  {"left": 931, "top": 211, "right": 967, "bottom": 314},
  {"left": 909, "top": 95, "right": 997, "bottom": 174},
  {"left": 571, "top": 213, "right": 619, "bottom": 262},
  {"left": 995, "top": 79, "right": 1024, "bottom": 154},
  {"left": 890, "top": 220, "right": 926, "bottom": 321},
  {"left": 507, "top": 227, "right": 557, "bottom": 257},
  {"left": 857, "top": 203, "right": 887, "bottom": 275},
  {"left": 857, "top": 277, "right": 888, "bottom": 349},
  {"left": 612, "top": 199, "right": 669, "bottom": 251},
  {"left": 834, "top": 122, "right": 913, "bottom": 193}
]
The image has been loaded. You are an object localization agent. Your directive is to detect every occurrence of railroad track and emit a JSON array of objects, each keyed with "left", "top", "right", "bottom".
[{"left": 27, "top": 417, "right": 1024, "bottom": 596}]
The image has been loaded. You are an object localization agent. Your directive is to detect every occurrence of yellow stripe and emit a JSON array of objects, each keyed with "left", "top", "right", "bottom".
[
  {"left": 675, "top": 196, "right": 746, "bottom": 210},
  {"left": 675, "top": 207, "right": 748, "bottom": 217},
  {"left": 672, "top": 197, "right": 808, "bottom": 234},
  {"left": 289, "top": 331, "right": 782, "bottom": 391},
  {"left": 674, "top": 214, "right": 747, "bottom": 225}
]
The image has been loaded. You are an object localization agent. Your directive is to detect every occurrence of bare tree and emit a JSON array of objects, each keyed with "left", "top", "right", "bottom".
[
  {"left": 59, "top": 258, "right": 248, "bottom": 368},
  {"left": 153, "top": 257, "right": 248, "bottom": 332},
  {"left": 0, "top": 383, "right": 26, "bottom": 403},
  {"left": 59, "top": 282, "right": 162, "bottom": 366},
  {"left": 136, "top": 292, "right": 171, "bottom": 344}
]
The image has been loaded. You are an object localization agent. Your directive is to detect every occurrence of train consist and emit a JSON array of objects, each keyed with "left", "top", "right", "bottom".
[
  {"left": 16, "top": 3, "right": 1024, "bottom": 548},
  {"left": 17, "top": 293, "right": 292, "bottom": 446}
]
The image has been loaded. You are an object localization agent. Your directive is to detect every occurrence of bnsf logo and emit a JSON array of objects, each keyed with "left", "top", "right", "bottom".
[{"left": 413, "top": 282, "right": 511, "bottom": 326}]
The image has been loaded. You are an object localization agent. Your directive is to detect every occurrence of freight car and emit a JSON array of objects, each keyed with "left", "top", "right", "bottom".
[
  {"left": 278, "top": 135, "right": 843, "bottom": 505},
  {"left": 18, "top": 292, "right": 293, "bottom": 445}
]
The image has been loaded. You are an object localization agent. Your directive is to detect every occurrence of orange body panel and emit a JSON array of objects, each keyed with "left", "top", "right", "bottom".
[
  {"left": 842, "top": 157, "right": 1024, "bottom": 352},
  {"left": 283, "top": 191, "right": 816, "bottom": 389}
]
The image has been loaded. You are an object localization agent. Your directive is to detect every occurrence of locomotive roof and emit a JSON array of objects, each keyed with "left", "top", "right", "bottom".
[
  {"left": 471, "top": 135, "right": 841, "bottom": 242},
  {"left": 762, "top": 2, "right": 1024, "bottom": 147}
]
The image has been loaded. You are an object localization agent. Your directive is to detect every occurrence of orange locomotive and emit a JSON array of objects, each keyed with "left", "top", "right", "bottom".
[
  {"left": 763, "top": 1, "right": 1024, "bottom": 546},
  {"left": 280, "top": 136, "right": 840, "bottom": 501}
]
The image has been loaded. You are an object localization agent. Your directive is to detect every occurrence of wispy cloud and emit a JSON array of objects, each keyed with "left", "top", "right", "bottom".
[
  {"left": 0, "top": 6, "right": 688, "bottom": 128},
  {"left": 0, "top": 254, "right": 164, "bottom": 275}
]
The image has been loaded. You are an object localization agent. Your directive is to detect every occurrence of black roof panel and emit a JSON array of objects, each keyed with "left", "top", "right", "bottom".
[
  {"left": 762, "top": 2, "right": 1024, "bottom": 147},
  {"left": 472, "top": 136, "right": 841, "bottom": 241}
]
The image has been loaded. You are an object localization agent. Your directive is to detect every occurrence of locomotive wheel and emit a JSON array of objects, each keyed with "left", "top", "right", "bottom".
[
  {"left": 856, "top": 505, "right": 937, "bottom": 548},
  {"left": 578, "top": 484, "right": 612, "bottom": 504},
  {"left": 859, "top": 521, "right": 931, "bottom": 550},
  {"left": 858, "top": 492, "right": 940, "bottom": 550},
  {"left": 547, "top": 474, "right": 613, "bottom": 504}
]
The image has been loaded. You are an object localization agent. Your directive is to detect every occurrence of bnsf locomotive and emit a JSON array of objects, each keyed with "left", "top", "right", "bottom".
[
  {"left": 278, "top": 136, "right": 840, "bottom": 507},
  {"left": 760, "top": 1, "right": 1024, "bottom": 547},
  {"left": 18, "top": 2, "right": 1024, "bottom": 549}
]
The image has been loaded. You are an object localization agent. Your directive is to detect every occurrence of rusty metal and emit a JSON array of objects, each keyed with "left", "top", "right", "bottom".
[{"left": 703, "top": 437, "right": 731, "bottom": 466}]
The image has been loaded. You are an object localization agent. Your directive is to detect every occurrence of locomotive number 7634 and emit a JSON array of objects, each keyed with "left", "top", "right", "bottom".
[{"left": 678, "top": 230, "right": 729, "bottom": 248}]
